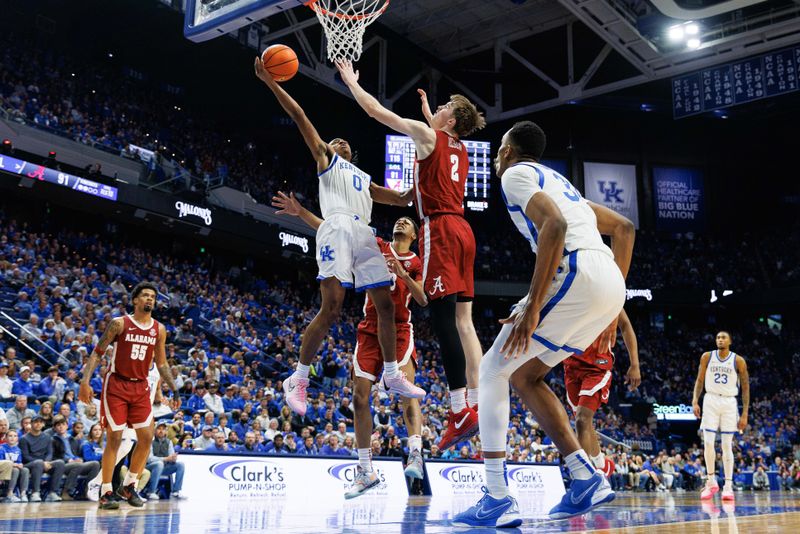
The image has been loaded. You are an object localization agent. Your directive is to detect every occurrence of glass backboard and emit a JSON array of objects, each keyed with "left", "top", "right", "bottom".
[{"left": 184, "top": 0, "right": 304, "bottom": 42}]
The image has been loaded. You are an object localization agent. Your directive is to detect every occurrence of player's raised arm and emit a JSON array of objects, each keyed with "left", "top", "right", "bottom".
[
  {"left": 587, "top": 201, "right": 635, "bottom": 280},
  {"left": 417, "top": 89, "right": 434, "bottom": 127},
  {"left": 618, "top": 309, "right": 641, "bottom": 391},
  {"left": 254, "top": 56, "right": 332, "bottom": 171},
  {"left": 79, "top": 317, "right": 123, "bottom": 403},
  {"left": 692, "top": 352, "right": 711, "bottom": 418},
  {"left": 336, "top": 60, "right": 436, "bottom": 154},
  {"left": 154, "top": 323, "right": 181, "bottom": 411},
  {"left": 736, "top": 356, "right": 750, "bottom": 431},
  {"left": 271, "top": 191, "right": 324, "bottom": 230},
  {"left": 368, "top": 183, "right": 415, "bottom": 207}
]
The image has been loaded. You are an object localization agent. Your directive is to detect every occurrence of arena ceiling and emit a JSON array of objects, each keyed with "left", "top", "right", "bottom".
[{"left": 176, "top": 0, "right": 800, "bottom": 122}]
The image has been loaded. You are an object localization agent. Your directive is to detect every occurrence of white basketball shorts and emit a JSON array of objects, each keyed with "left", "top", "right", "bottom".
[
  {"left": 315, "top": 213, "right": 392, "bottom": 291},
  {"left": 701, "top": 393, "right": 738, "bottom": 433}
]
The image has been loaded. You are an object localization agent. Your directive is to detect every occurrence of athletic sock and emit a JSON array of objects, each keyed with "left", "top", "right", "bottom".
[
  {"left": 101, "top": 483, "right": 113, "bottom": 495},
  {"left": 591, "top": 452, "right": 606, "bottom": 470},
  {"left": 295, "top": 363, "right": 310, "bottom": 379},
  {"left": 357, "top": 448, "right": 373, "bottom": 473},
  {"left": 485, "top": 457, "right": 510, "bottom": 499},
  {"left": 467, "top": 388, "right": 479, "bottom": 408},
  {"left": 408, "top": 435, "right": 422, "bottom": 454},
  {"left": 383, "top": 361, "right": 400, "bottom": 378},
  {"left": 123, "top": 471, "right": 138, "bottom": 488},
  {"left": 449, "top": 387, "right": 467, "bottom": 413},
  {"left": 565, "top": 450, "right": 595, "bottom": 481}
]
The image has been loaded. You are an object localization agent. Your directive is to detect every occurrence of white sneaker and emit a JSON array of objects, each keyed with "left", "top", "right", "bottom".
[
  {"left": 45, "top": 492, "right": 62, "bottom": 502},
  {"left": 382, "top": 373, "right": 426, "bottom": 399},
  {"left": 29, "top": 492, "right": 42, "bottom": 503},
  {"left": 344, "top": 467, "right": 380, "bottom": 499},
  {"left": 171, "top": 491, "right": 187, "bottom": 500},
  {"left": 147, "top": 492, "right": 160, "bottom": 501},
  {"left": 87, "top": 480, "right": 101, "bottom": 502},
  {"left": 404, "top": 450, "right": 424, "bottom": 479},
  {"left": 284, "top": 374, "right": 309, "bottom": 415}
]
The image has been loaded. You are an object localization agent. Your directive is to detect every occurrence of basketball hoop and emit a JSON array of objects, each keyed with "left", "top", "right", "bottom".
[{"left": 306, "top": 0, "right": 390, "bottom": 62}]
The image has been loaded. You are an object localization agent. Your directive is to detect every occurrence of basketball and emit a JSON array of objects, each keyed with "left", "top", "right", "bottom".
[{"left": 261, "top": 44, "right": 298, "bottom": 82}]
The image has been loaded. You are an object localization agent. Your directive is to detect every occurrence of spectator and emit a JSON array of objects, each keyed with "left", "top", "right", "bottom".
[
  {"left": 238, "top": 432, "right": 260, "bottom": 454},
  {"left": 37, "top": 401, "right": 55, "bottom": 430},
  {"left": 185, "top": 383, "right": 207, "bottom": 415},
  {"left": 206, "top": 432, "right": 228, "bottom": 453},
  {"left": 80, "top": 403, "right": 100, "bottom": 429},
  {"left": 753, "top": 465, "right": 769, "bottom": 490},
  {"left": 203, "top": 382, "right": 224, "bottom": 417},
  {"left": 0, "top": 429, "right": 29, "bottom": 502},
  {"left": 20, "top": 315, "right": 42, "bottom": 343},
  {"left": 296, "top": 436, "right": 317, "bottom": 456},
  {"left": 0, "top": 363, "right": 14, "bottom": 400},
  {"left": 192, "top": 426, "right": 215, "bottom": 450},
  {"left": 50, "top": 415, "right": 100, "bottom": 500},
  {"left": 6, "top": 396, "right": 35, "bottom": 431},
  {"left": 144, "top": 422, "right": 186, "bottom": 500},
  {"left": 20, "top": 416, "right": 66, "bottom": 502},
  {"left": 264, "top": 434, "right": 290, "bottom": 455},
  {"left": 36, "top": 366, "right": 64, "bottom": 403},
  {"left": 321, "top": 435, "right": 350, "bottom": 456},
  {"left": 11, "top": 366, "right": 34, "bottom": 400},
  {"left": 185, "top": 412, "right": 203, "bottom": 439},
  {"left": 81, "top": 424, "right": 104, "bottom": 462}
]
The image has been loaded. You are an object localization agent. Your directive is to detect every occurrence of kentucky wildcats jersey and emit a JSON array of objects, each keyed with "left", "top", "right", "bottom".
[
  {"left": 501, "top": 162, "right": 612, "bottom": 257},
  {"left": 705, "top": 350, "right": 739, "bottom": 396},
  {"left": 148, "top": 361, "right": 160, "bottom": 404},
  {"left": 319, "top": 153, "right": 373, "bottom": 224}
]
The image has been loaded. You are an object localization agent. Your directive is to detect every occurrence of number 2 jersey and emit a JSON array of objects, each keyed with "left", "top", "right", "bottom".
[
  {"left": 110, "top": 314, "right": 160, "bottom": 380},
  {"left": 500, "top": 162, "right": 612, "bottom": 257}
]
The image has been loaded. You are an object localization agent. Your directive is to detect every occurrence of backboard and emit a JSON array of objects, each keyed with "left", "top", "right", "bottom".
[{"left": 184, "top": 0, "right": 304, "bottom": 42}]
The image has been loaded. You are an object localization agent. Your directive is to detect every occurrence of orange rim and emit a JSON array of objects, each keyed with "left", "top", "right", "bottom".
[{"left": 305, "top": 0, "right": 390, "bottom": 21}]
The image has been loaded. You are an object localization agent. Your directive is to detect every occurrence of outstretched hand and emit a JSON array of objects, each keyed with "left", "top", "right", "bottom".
[
  {"left": 335, "top": 60, "right": 359, "bottom": 87},
  {"left": 254, "top": 56, "right": 276, "bottom": 86},
  {"left": 417, "top": 88, "right": 433, "bottom": 124},
  {"left": 272, "top": 191, "right": 302, "bottom": 216}
]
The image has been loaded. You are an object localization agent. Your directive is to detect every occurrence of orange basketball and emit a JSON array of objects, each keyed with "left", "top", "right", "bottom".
[{"left": 261, "top": 44, "right": 299, "bottom": 82}]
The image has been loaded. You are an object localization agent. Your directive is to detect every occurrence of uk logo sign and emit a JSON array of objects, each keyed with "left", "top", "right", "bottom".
[{"left": 598, "top": 181, "right": 624, "bottom": 203}]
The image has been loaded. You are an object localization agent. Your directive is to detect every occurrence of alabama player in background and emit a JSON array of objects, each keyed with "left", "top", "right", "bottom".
[
  {"left": 272, "top": 191, "right": 429, "bottom": 498},
  {"left": 79, "top": 282, "right": 180, "bottom": 509},
  {"left": 336, "top": 60, "right": 487, "bottom": 450},
  {"left": 564, "top": 309, "right": 641, "bottom": 478}
]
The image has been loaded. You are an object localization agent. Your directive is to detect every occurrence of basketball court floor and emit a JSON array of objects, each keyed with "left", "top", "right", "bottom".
[{"left": 0, "top": 492, "right": 797, "bottom": 533}]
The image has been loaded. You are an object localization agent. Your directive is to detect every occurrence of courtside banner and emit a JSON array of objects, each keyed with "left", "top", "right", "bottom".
[
  {"left": 652, "top": 166, "right": 705, "bottom": 232},
  {"left": 180, "top": 453, "right": 408, "bottom": 502},
  {"left": 583, "top": 162, "right": 640, "bottom": 228}
]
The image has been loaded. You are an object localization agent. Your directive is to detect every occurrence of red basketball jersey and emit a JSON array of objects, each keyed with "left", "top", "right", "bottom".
[
  {"left": 563, "top": 342, "right": 614, "bottom": 372},
  {"left": 110, "top": 315, "right": 160, "bottom": 380},
  {"left": 413, "top": 130, "right": 469, "bottom": 219},
  {"left": 360, "top": 238, "right": 422, "bottom": 331}
]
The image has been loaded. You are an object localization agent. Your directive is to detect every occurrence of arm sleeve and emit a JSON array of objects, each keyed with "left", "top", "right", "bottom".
[{"left": 501, "top": 166, "right": 542, "bottom": 210}]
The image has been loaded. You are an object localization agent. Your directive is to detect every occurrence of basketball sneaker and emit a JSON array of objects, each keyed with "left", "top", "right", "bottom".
[
  {"left": 721, "top": 482, "right": 735, "bottom": 501},
  {"left": 601, "top": 457, "right": 616, "bottom": 479},
  {"left": 382, "top": 373, "right": 426, "bottom": 399},
  {"left": 87, "top": 480, "right": 101, "bottom": 502},
  {"left": 284, "top": 374, "right": 309, "bottom": 416},
  {"left": 438, "top": 407, "right": 479, "bottom": 451},
  {"left": 548, "top": 471, "right": 615, "bottom": 520},
  {"left": 700, "top": 477, "right": 719, "bottom": 500},
  {"left": 98, "top": 491, "right": 120, "bottom": 510},
  {"left": 404, "top": 450, "right": 424, "bottom": 479},
  {"left": 116, "top": 483, "right": 144, "bottom": 507},
  {"left": 344, "top": 467, "right": 380, "bottom": 499},
  {"left": 452, "top": 487, "right": 522, "bottom": 528}
]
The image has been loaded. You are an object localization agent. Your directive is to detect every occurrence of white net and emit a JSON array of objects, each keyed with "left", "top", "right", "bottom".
[{"left": 308, "top": 0, "right": 389, "bottom": 62}]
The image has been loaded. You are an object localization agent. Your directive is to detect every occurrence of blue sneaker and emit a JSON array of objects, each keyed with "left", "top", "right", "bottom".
[
  {"left": 452, "top": 487, "right": 522, "bottom": 528},
  {"left": 549, "top": 472, "right": 615, "bottom": 520}
]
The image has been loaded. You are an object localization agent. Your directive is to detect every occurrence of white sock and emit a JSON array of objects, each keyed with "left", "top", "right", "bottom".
[
  {"left": 565, "top": 450, "right": 595, "bottom": 481},
  {"left": 101, "top": 483, "right": 113, "bottom": 495},
  {"left": 591, "top": 452, "right": 606, "bottom": 470},
  {"left": 383, "top": 361, "right": 400, "bottom": 378},
  {"left": 485, "top": 457, "right": 509, "bottom": 498},
  {"left": 467, "top": 388, "right": 479, "bottom": 408},
  {"left": 408, "top": 434, "right": 422, "bottom": 453},
  {"left": 357, "top": 448, "right": 373, "bottom": 473},
  {"left": 295, "top": 363, "right": 310, "bottom": 379},
  {"left": 449, "top": 387, "right": 467, "bottom": 413},
  {"left": 123, "top": 471, "right": 138, "bottom": 487}
]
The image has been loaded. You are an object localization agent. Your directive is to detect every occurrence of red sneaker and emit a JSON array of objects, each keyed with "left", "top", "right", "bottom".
[
  {"left": 438, "top": 407, "right": 479, "bottom": 450},
  {"left": 602, "top": 457, "right": 616, "bottom": 478}
]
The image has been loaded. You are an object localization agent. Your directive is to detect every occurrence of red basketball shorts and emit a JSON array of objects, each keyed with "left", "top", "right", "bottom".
[
  {"left": 419, "top": 214, "right": 476, "bottom": 299},
  {"left": 353, "top": 324, "right": 417, "bottom": 382},
  {"left": 564, "top": 363, "right": 613, "bottom": 414},
  {"left": 100, "top": 373, "right": 153, "bottom": 432}
]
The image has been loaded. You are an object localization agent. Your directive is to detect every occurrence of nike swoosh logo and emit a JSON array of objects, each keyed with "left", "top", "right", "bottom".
[
  {"left": 474, "top": 502, "right": 509, "bottom": 520},
  {"left": 454, "top": 413, "right": 470, "bottom": 430},
  {"left": 571, "top": 478, "right": 601, "bottom": 504}
]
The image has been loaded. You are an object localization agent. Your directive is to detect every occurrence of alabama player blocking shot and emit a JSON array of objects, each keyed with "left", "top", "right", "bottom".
[
  {"left": 336, "top": 60, "right": 487, "bottom": 449},
  {"left": 564, "top": 309, "right": 641, "bottom": 478},
  {"left": 272, "top": 191, "right": 429, "bottom": 498},
  {"left": 79, "top": 282, "right": 180, "bottom": 509}
]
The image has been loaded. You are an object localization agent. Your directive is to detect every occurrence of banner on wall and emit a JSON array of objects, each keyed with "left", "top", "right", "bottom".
[
  {"left": 652, "top": 166, "right": 705, "bottom": 232},
  {"left": 583, "top": 162, "right": 639, "bottom": 228}
]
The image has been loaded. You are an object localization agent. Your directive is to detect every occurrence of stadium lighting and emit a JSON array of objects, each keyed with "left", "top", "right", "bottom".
[
  {"left": 668, "top": 25, "right": 684, "bottom": 41},
  {"left": 687, "top": 38, "right": 701, "bottom": 50},
  {"left": 685, "top": 23, "right": 699, "bottom": 36}
]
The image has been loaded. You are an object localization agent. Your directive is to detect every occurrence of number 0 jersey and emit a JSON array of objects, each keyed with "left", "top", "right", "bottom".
[
  {"left": 704, "top": 350, "right": 739, "bottom": 397},
  {"left": 319, "top": 153, "right": 373, "bottom": 223},
  {"left": 111, "top": 315, "right": 160, "bottom": 380}
]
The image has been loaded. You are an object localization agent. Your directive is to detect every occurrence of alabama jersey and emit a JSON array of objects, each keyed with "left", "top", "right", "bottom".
[
  {"left": 359, "top": 238, "right": 422, "bottom": 331},
  {"left": 110, "top": 315, "right": 160, "bottom": 380},
  {"left": 704, "top": 350, "right": 739, "bottom": 397},
  {"left": 413, "top": 130, "right": 469, "bottom": 219},
  {"left": 501, "top": 162, "right": 612, "bottom": 257},
  {"left": 319, "top": 153, "right": 373, "bottom": 223}
]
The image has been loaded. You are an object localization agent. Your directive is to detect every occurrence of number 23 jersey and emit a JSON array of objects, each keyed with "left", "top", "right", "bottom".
[{"left": 110, "top": 315, "right": 160, "bottom": 380}]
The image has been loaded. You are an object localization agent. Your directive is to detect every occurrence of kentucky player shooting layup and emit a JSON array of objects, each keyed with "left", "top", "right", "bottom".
[
  {"left": 78, "top": 282, "right": 181, "bottom": 509},
  {"left": 254, "top": 57, "right": 424, "bottom": 410},
  {"left": 336, "top": 60, "right": 487, "bottom": 449},
  {"left": 454, "top": 121, "right": 635, "bottom": 527},
  {"left": 271, "top": 191, "right": 428, "bottom": 498},
  {"left": 692, "top": 331, "right": 750, "bottom": 502}
]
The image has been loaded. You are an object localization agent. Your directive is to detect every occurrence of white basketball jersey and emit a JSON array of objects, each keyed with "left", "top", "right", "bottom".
[
  {"left": 148, "top": 362, "right": 160, "bottom": 404},
  {"left": 318, "top": 153, "right": 373, "bottom": 223},
  {"left": 704, "top": 350, "right": 739, "bottom": 397},
  {"left": 501, "top": 162, "right": 612, "bottom": 257}
]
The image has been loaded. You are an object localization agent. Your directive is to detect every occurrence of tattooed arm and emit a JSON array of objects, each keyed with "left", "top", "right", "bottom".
[
  {"left": 154, "top": 323, "right": 181, "bottom": 411},
  {"left": 78, "top": 317, "right": 123, "bottom": 403}
]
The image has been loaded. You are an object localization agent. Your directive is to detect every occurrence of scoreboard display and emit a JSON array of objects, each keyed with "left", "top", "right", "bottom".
[{"left": 384, "top": 135, "right": 492, "bottom": 212}]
